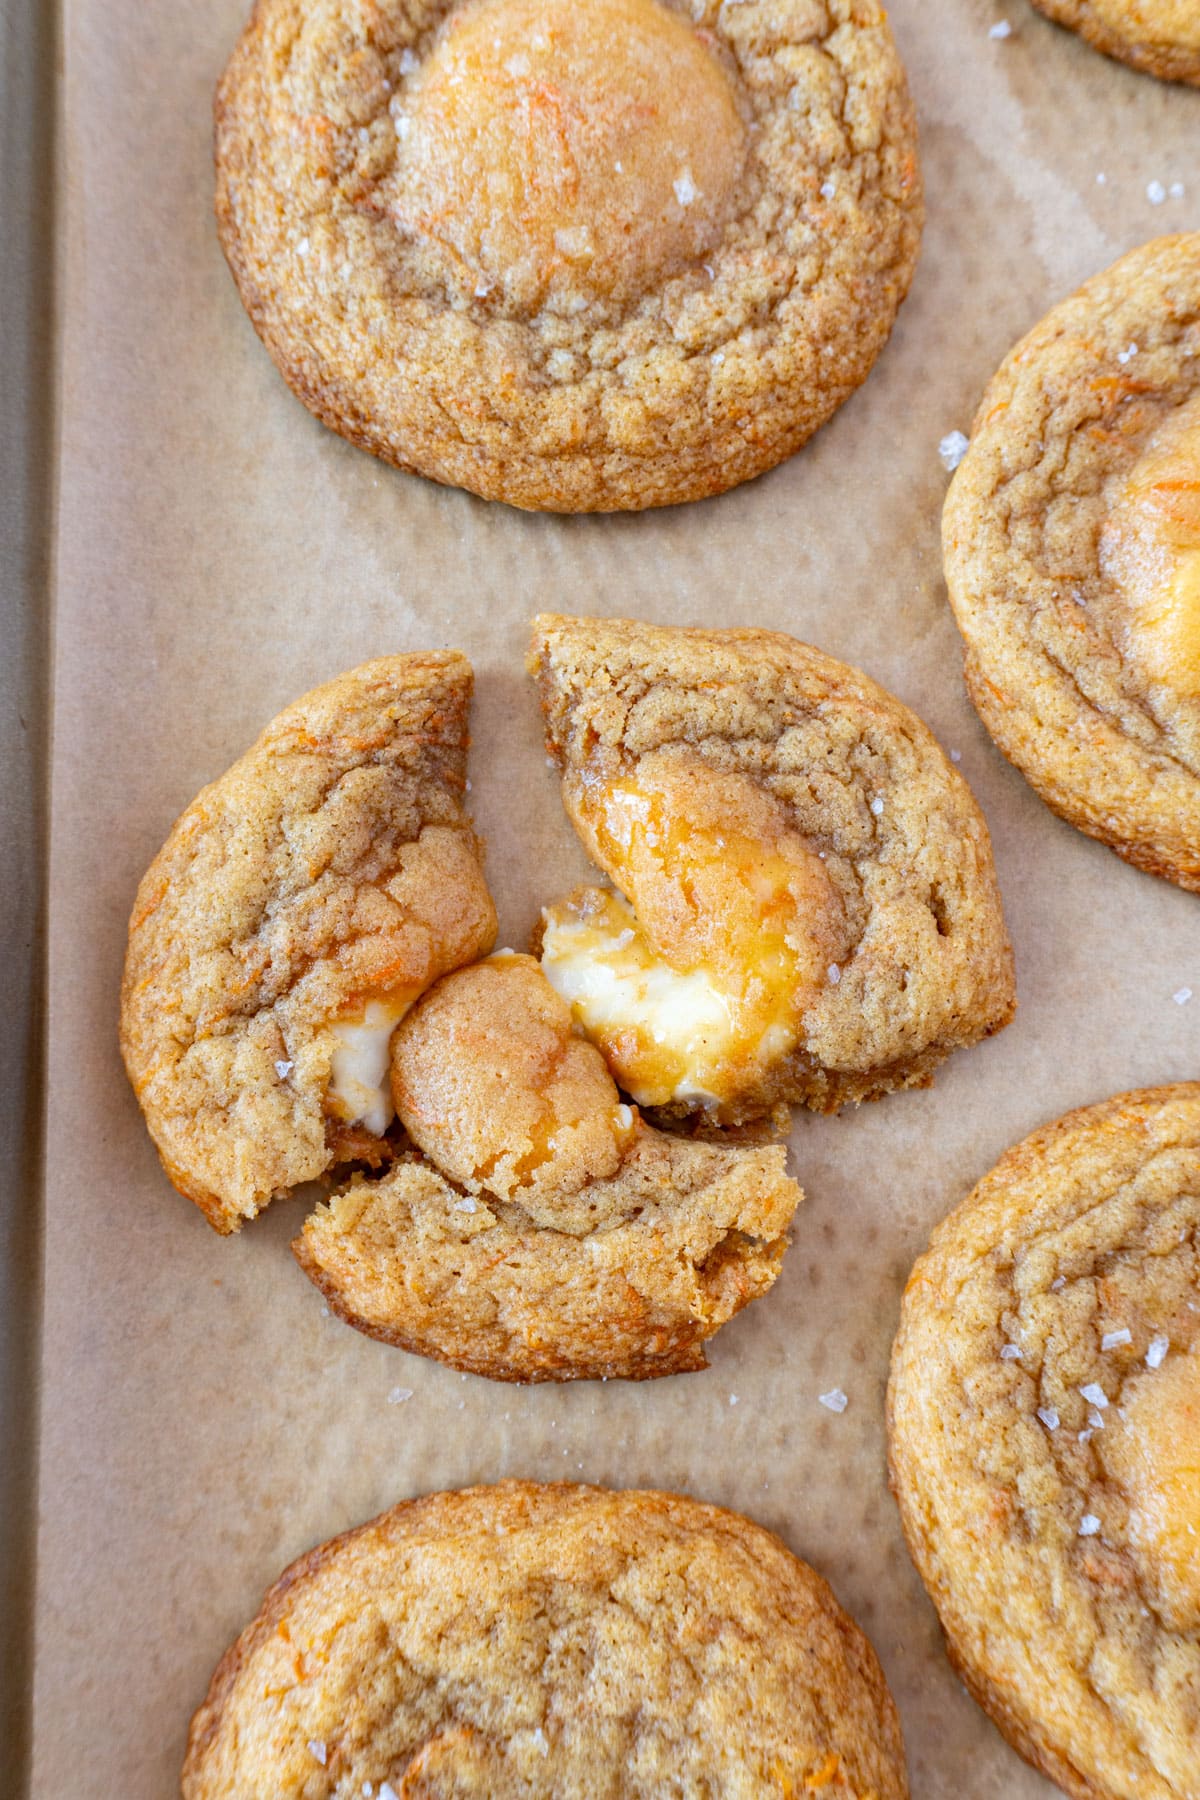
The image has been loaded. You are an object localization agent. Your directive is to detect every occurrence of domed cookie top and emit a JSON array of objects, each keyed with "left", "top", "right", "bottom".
[
  {"left": 889, "top": 1085, "right": 1200, "bottom": 1800},
  {"left": 297, "top": 953, "right": 801, "bottom": 1380},
  {"left": 182, "top": 1481, "right": 910, "bottom": 1798},
  {"left": 944, "top": 236, "right": 1200, "bottom": 891},
  {"left": 214, "top": 0, "right": 922, "bottom": 511},
  {"left": 1029, "top": 0, "right": 1200, "bottom": 85},
  {"left": 120, "top": 656, "right": 496, "bottom": 1233},
  {"left": 530, "top": 614, "right": 1014, "bottom": 1124}
]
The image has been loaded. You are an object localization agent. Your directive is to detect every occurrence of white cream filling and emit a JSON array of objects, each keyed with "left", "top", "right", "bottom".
[
  {"left": 542, "top": 909, "right": 740, "bottom": 1105},
  {"left": 327, "top": 998, "right": 411, "bottom": 1136}
]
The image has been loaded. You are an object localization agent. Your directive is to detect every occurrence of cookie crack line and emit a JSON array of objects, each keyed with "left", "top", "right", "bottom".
[{"left": 124, "top": 619, "right": 1013, "bottom": 1381}]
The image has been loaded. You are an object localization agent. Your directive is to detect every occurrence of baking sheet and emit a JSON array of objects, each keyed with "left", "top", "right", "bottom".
[{"left": 30, "top": 1, "right": 1200, "bottom": 1793}]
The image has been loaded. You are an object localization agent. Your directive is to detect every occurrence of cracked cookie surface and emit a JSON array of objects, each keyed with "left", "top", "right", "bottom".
[
  {"left": 214, "top": 0, "right": 922, "bottom": 511},
  {"left": 182, "top": 1481, "right": 909, "bottom": 1798},
  {"left": 531, "top": 614, "right": 1014, "bottom": 1124},
  {"left": 1029, "top": 0, "right": 1200, "bottom": 85},
  {"left": 120, "top": 656, "right": 496, "bottom": 1233},
  {"left": 888, "top": 1084, "right": 1200, "bottom": 1800},
  {"left": 944, "top": 235, "right": 1200, "bottom": 890},
  {"left": 297, "top": 954, "right": 801, "bottom": 1380}
]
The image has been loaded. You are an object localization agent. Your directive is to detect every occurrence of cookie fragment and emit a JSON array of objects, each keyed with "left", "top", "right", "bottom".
[
  {"left": 296, "top": 954, "right": 801, "bottom": 1380},
  {"left": 531, "top": 613, "right": 1015, "bottom": 1123},
  {"left": 944, "top": 234, "right": 1200, "bottom": 890},
  {"left": 214, "top": 0, "right": 923, "bottom": 510},
  {"left": 120, "top": 655, "right": 496, "bottom": 1232},
  {"left": 888, "top": 1084, "right": 1200, "bottom": 1800},
  {"left": 182, "top": 1482, "right": 910, "bottom": 1798},
  {"left": 1029, "top": 0, "right": 1200, "bottom": 86}
]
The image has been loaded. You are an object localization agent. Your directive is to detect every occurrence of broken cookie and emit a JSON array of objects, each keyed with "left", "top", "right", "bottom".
[
  {"left": 120, "top": 655, "right": 496, "bottom": 1233},
  {"left": 531, "top": 614, "right": 1015, "bottom": 1124},
  {"left": 296, "top": 954, "right": 800, "bottom": 1380}
]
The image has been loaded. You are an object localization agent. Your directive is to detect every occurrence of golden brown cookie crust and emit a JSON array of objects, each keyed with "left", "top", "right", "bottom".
[
  {"left": 944, "top": 235, "right": 1200, "bottom": 891},
  {"left": 120, "top": 655, "right": 496, "bottom": 1233},
  {"left": 182, "top": 1481, "right": 910, "bottom": 1797},
  {"left": 888, "top": 1085, "right": 1200, "bottom": 1800},
  {"left": 214, "top": 0, "right": 923, "bottom": 513},
  {"left": 530, "top": 614, "right": 1015, "bottom": 1122},
  {"left": 1029, "top": 0, "right": 1200, "bottom": 85},
  {"left": 296, "top": 1111, "right": 800, "bottom": 1381}
]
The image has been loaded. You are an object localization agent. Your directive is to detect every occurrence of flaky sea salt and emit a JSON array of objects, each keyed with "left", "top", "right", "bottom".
[
  {"left": 1037, "top": 1406, "right": 1059, "bottom": 1430},
  {"left": 1147, "top": 179, "right": 1167, "bottom": 205},
  {"left": 399, "top": 47, "right": 419, "bottom": 73},
  {"left": 1088, "top": 1408, "right": 1106, "bottom": 1431},
  {"left": 820, "top": 177, "right": 837, "bottom": 199},
  {"left": 455, "top": 1196, "right": 478, "bottom": 1213},
  {"left": 379, "top": 1784, "right": 400, "bottom": 1800},
  {"left": 274, "top": 1059, "right": 293, "bottom": 1079},
  {"left": 1101, "top": 1328, "right": 1131, "bottom": 1351},
  {"left": 1146, "top": 1335, "right": 1170, "bottom": 1369},
  {"left": 673, "top": 170, "right": 698, "bottom": 206},
  {"left": 1000, "top": 1344, "right": 1021, "bottom": 1361},
  {"left": 308, "top": 1742, "right": 328, "bottom": 1766},
  {"left": 532, "top": 1728, "right": 550, "bottom": 1756},
  {"left": 1170, "top": 181, "right": 1186, "bottom": 200},
  {"left": 1116, "top": 343, "right": 1139, "bottom": 364},
  {"left": 729, "top": 1394, "right": 739, "bottom": 1406},
  {"left": 1173, "top": 987, "right": 1192, "bottom": 1005},
  {"left": 362, "top": 1784, "right": 373, "bottom": 1797},
  {"left": 939, "top": 430, "right": 969, "bottom": 471},
  {"left": 1051, "top": 1275, "right": 1066, "bottom": 1291},
  {"left": 989, "top": 19, "right": 1012, "bottom": 38},
  {"left": 1080, "top": 1383, "right": 1108, "bottom": 1409},
  {"left": 828, "top": 963, "right": 842, "bottom": 985},
  {"left": 870, "top": 796, "right": 885, "bottom": 817},
  {"left": 388, "top": 1386, "right": 414, "bottom": 1404},
  {"left": 819, "top": 1388, "right": 848, "bottom": 1414},
  {"left": 1079, "top": 1514, "right": 1101, "bottom": 1537},
  {"left": 949, "top": 749, "right": 962, "bottom": 763}
]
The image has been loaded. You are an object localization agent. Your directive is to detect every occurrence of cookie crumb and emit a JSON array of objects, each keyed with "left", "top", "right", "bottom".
[
  {"left": 1078, "top": 1514, "right": 1101, "bottom": 1537},
  {"left": 939, "top": 430, "right": 970, "bottom": 471},
  {"left": 1147, "top": 180, "right": 1167, "bottom": 206},
  {"left": 1146, "top": 1335, "right": 1169, "bottom": 1369},
  {"left": 1101, "top": 1328, "right": 1131, "bottom": 1350},
  {"left": 819, "top": 1388, "right": 848, "bottom": 1413},
  {"left": 388, "top": 1386, "right": 414, "bottom": 1404}
]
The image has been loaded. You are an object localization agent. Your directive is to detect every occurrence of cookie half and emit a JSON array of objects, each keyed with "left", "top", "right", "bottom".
[
  {"left": 183, "top": 1481, "right": 909, "bottom": 1797},
  {"left": 944, "top": 235, "right": 1200, "bottom": 890},
  {"left": 889, "top": 1085, "right": 1200, "bottom": 1800},
  {"left": 297, "top": 953, "right": 800, "bottom": 1380},
  {"left": 214, "top": 0, "right": 922, "bottom": 512},
  {"left": 1029, "top": 0, "right": 1200, "bottom": 85},
  {"left": 531, "top": 613, "right": 1015, "bottom": 1124},
  {"left": 120, "top": 656, "right": 496, "bottom": 1232}
]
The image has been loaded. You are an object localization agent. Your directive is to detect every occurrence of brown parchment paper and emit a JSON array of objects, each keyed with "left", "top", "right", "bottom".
[{"left": 31, "top": 1, "right": 1200, "bottom": 1793}]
